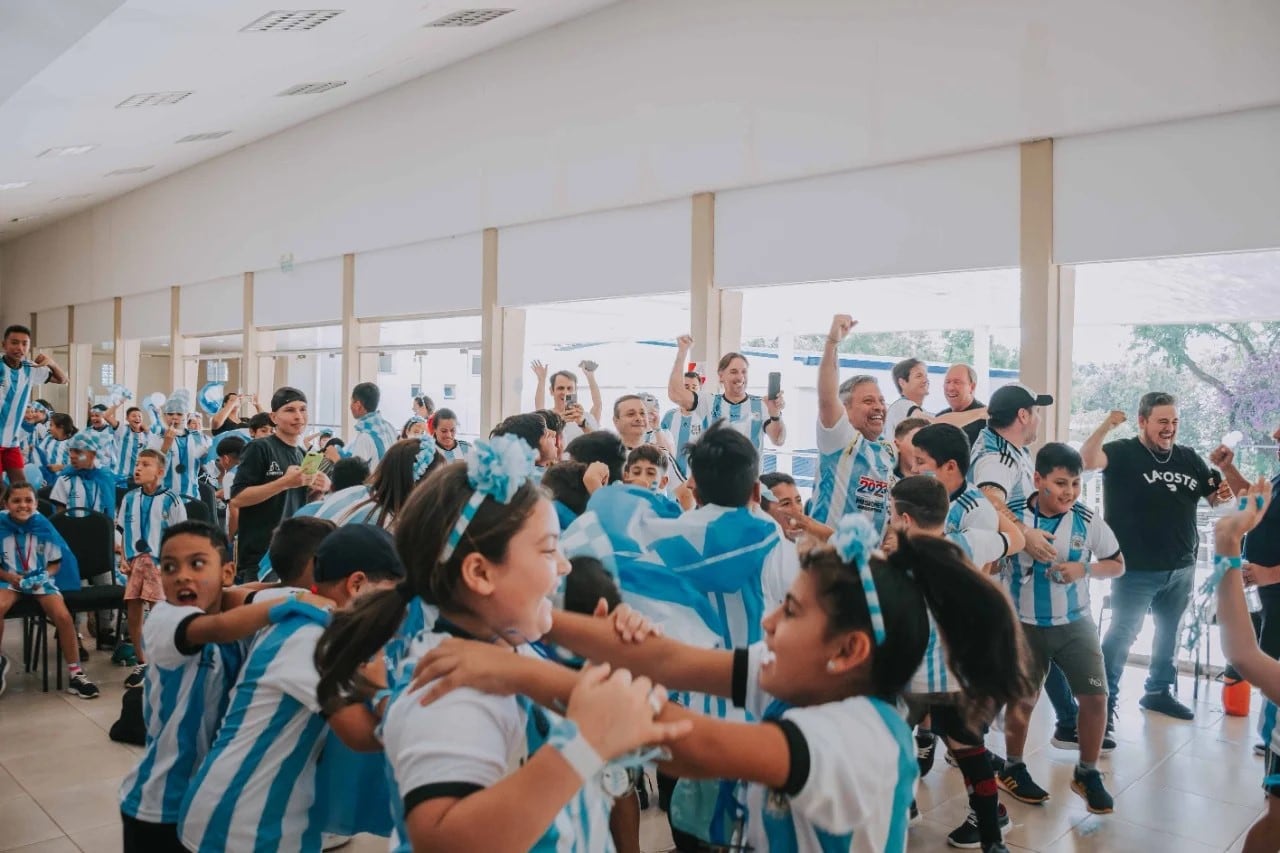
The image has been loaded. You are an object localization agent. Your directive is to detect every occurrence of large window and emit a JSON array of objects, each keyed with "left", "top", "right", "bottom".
[
  {"left": 362, "top": 314, "right": 483, "bottom": 439},
  {"left": 737, "top": 269, "right": 1021, "bottom": 491},
  {"left": 1072, "top": 248, "right": 1280, "bottom": 668},
  {"left": 261, "top": 325, "right": 343, "bottom": 433},
  {"left": 521, "top": 293, "right": 691, "bottom": 425}
]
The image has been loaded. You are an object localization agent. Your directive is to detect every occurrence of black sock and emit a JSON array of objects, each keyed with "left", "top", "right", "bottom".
[{"left": 954, "top": 746, "right": 1001, "bottom": 845}]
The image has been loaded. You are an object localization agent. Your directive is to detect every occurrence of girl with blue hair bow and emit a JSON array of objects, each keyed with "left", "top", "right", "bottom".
[
  {"left": 314, "top": 435, "right": 691, "bottom": 852},
  {"left": 407, "top": 514, "right": 1031, "bottom": 853}
]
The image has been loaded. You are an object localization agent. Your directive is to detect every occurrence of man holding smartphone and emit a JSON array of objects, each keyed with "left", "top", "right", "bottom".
[{"left": 531, "top": 360, "right": 604, "bottom": 447}]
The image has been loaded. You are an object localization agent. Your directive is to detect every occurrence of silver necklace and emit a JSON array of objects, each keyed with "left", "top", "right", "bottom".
[{"left": 1142, "top": 438, "right": 1173, "bottom": 464}]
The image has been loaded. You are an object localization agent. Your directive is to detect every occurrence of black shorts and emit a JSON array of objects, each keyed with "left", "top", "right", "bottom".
[
  {"left": 928, "top": 702, "right": 986, "bottom": 748},
  {"left": 121, "top": 813, "right": 187, "bottom": 853}
]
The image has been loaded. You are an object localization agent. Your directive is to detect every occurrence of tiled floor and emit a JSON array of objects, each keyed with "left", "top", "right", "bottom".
[{"left": 0, "top": 625, "right": 1269, "bottom": 852}]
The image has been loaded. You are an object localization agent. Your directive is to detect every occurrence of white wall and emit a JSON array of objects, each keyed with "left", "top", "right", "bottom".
[{"left": 3, "top": 0, "right": 1279, "bottom": 317}]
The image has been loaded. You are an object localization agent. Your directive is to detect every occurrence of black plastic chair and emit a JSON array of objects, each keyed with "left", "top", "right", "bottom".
[
  {"left": 183, "top": 498, "right": 213, "bottom": 524},
  {"left": 198, "top": 481, "right": 219, "bottom": 525},
  {"left": 37, "top": 498, "right": 56, "bottom": 518},
  {"left": 50, "top": 509, "right": 125, "bottom": 691}
]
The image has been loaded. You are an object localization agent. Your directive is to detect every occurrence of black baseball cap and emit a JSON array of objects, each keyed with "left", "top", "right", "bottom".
[
  {"left": 313, "top": 524, "right": 406, "bottom": 584},
  {"left": 988, "top": 383, "right": 1054, "bottom": 419}
]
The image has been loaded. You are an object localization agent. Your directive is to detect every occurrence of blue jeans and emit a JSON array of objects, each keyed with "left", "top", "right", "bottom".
[
  {"left": 1044, "top": 662, "right": 1078, "bottom": 730},
  {"left": 1101, "top": 566, "right": 1195, "bottom": 705}
]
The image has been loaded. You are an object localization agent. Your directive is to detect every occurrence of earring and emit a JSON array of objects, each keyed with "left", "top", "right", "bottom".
[{"left": 826, "top": 660, "right": 837, "bottom": 673}]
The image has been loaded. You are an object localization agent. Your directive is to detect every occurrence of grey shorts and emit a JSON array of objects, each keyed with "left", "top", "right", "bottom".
[{"left": 1024, "top": 617, "right": 1108, "bottom": 697}]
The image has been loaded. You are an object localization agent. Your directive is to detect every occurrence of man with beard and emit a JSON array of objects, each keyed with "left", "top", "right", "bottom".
[{"left": 1082, "top": 393, "right": 1230, "bottom": 725}]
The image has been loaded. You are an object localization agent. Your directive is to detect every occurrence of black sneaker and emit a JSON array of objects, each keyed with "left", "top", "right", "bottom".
[
  {"left": 68, "top": 673, "right": 100, "bottom": 700},
  {"left": 124, "top": 663, "right": 147, "bottom": 690},
  {"left": 916, "top": 730, "right": 938, "bottom": 777},
  {"left": 946, "top": 805, "right": 1011, "bottom": 849},
  {"left": 987, "top": 752, "right": 1007, "bottom": 775},
  {"left": 97, "top": 628, "right": 117, "bottom": 650},
  {"left": 0, "top": 654, "right": 9, "bottom": 698},
  {"left": 997, "top": 762, "right": 1050, "bottom": 804},
  {"left": 1050, "top": 725, "right": 1079, "bottom": 750},
  {"left": 982, "top": 844, "right": 1010, "bottom": 853},
  {"left": 910, "top": 800, "right": 921, "bottom": 824},
  {"left": 1256, "top": 742, "right": 1268, "bottom": 757},
  {"left": 1139, "top": 690, "right": 1195, "bottom": 721},
  {"left": 1101, "top": 728, "right": 1117, "bottom": 754},
  {"left": 1071, "top": 767, "right": 1114, "bottom": 814}
]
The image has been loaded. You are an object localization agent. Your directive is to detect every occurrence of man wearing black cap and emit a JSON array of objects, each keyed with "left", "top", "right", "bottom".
[
  {"left": 230, "top": 387, "right": 330, "bottom": 582},
  {"left": 313, "top": 522, "right": 407, "bottom": 601},
  {"left": 1081, "top": 392, "right": 1230, "bottom": 725}
]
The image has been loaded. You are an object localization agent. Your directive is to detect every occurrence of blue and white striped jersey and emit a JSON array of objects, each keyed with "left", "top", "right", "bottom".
[
  {"left": 148, "top": 432, "right": 210, "bottom": 499},
  {"left": 37, "top": 434, "right": 69, "bottom": 471},
  {"left": 114, "top": 424, "right": 151, "bottom": 483},
  {"left": 1007, "top": 497, "right": 1120, "bottom": 627},
  {"left": 694, "top": 392, "right": 769, "bottom": 453},
  {"left": 117, "top": 488, "right": 187, "bottom": 561},
  {"left": 49, "top": 472, "right": 115, "bottom": 515},
  {"left": 811, "top": 418, "right": 896, "bottom": 531},
  {"left": 309, "top": 484, "right": 389, "bottom": 528},
  {"left": 969, "top": 428, "right": 1033, "bottom": 508},
  {"left": 1261, "top": 699, "right": 1280, "bottom": 760},
  {"left": 382, "top": 628, "right": 616, "bottom": 853},
  {"left": 437, "top": 439, "right": 472, "bottom": 465},
  {"left": 119, "top": 602, "right": 245, "bottom": 824},
  {"left": 0, "top": 530, "right": 62, "bottom": 594},
  {"left": 736, "top": 643, "right": 916, "bottom": 853},
  {"left": 179, "top": 598, "right": 331, "bottom": 853},
  {"left": 87, "top": 425, "right": 119, "bottom": 470},
  {"left": 349, "top": 411, "right": 400, "bottom": 468},
  {"left": 0, "top": 362, "right": 51, "bottom": 446},
  {"left": 660, "top": 409, "right": 702, "bottom": 478}
]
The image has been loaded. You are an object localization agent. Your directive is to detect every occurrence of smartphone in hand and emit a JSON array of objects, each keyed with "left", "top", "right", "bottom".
[{"left": 767, "top": 372, "right": 782, "bottom": 401}]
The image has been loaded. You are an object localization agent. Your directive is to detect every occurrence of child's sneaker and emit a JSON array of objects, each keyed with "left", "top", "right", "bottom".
[
  {"left": 97, "top": 627, "right": 117, "bottom": 650},
  {"left": 124, "top": 664, "right": 147, "bottom": 690},
  {"left": 68, "top": 673, "right": 100, "bottom": 700},
  {"left": 113, "top": 643, "right": 138, "bottom": 667}
]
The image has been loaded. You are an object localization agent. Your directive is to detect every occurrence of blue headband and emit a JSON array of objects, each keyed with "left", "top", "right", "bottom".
[
  {"left": 439, "top": 435, "right": 537, "bottom": 564},
  {"left": 413, "top": 435, "right": 438, "bottom": 481},
  {"left": 828, "top": 514, "right": 886, "bottom": 645}
]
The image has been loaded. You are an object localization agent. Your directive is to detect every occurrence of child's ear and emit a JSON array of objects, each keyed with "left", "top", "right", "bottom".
[
  {"left": 459, "top": 552, "right": 496, "bottom": 597},
  {"left": 660, "top": 475, "right": 670, "bottom": 490},
  {"left": 221, "top": 561, "right": 235, "bottom": 587}
]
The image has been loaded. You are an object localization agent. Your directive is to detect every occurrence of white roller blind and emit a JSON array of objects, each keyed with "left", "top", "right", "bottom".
[
  {"left": 36, "top": 307, "right": 70, "bottom": 347},
  {"left": 716, "top": 147, "right": 1020, "bottom": 288},
  {"left": 1056, "top": 107, "right": 1280, "bottom": 264},
  {"left": 72, "top": 300, "right": 114, "bottom": 345},
  {"left": 356, "top": 233, "right": 482, "bottom": 319},
  {"left": 181, "top": 276, "right": 243, "bottom": 335},
  {"left": 498, "top": 199, "right": 691, "bottom": 306},
  {"left": 254, "top": 257, "right": 342, "bottom": 328},
  {"left": 121, "top": 290, "right": 172, "bottom": 340}
]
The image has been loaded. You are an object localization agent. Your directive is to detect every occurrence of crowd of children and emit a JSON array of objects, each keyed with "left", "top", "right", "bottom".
[{"left": 2, "top": 313, "right": 1280, "bottom": 853}]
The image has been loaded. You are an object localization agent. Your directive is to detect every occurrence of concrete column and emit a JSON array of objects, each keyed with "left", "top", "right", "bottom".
[
  {"left": 67, "top": 305, "right": 92, "bottom": 421},
  {"left": 341, "top": 253, "right": 357, "bottom": 438},
  {"left": 480, "top": 228, "right": 502, "bottom": 431}
]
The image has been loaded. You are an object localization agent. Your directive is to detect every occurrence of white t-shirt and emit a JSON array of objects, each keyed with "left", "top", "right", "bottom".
[
  {"left": 560, "top": 412, "right": 600, "bottom": 449},
  {"left": 735, "top": 643, "right": 916, "bottom": 853},
  {"left": 883, "top": 397, "right": 926, "bottom": 441}
]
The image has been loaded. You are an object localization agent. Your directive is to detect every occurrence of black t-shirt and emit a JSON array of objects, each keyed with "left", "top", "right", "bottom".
[
  {"left": 938, "top": 399, "right": 986, "bottom": 446},
  {"left": 212, "top": 418, "right": 250, "bottom": 436},
  {"left": 1101, "top": 437, "right": 1219, "bottom": 571},
  {"left": 1244, "top": 473, "right": 1280, "bottom": 566},
  {"left": 230, "top": 435, "right": 306, "bottom": 570}
]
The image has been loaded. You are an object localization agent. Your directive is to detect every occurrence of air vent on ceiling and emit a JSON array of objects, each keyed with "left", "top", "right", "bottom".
[
  {"left": 241, "top": 10, "right": 343, "bottom": 31},
  {"left": 176, "top": 131, "right": 232, "bottom": 143},
  {"left": 106, "top": 166, "right": 155, "bottom": 176},
  {"left": 38, "top": 145, "right": 97, "bottom": 158},
  {"left": 116, "top": 91, "right": 193, "bottom": 108},
  {"left": 278, "top": 81, "right": 347, "bottom": 96},
  {"left": 0, "top": 181, "right": 31, "bottom": 191},
  {"left": 426, "top": 8, "right": 514, "bottom": 27}
]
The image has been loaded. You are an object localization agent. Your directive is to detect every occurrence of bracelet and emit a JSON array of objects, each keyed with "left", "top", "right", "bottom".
[
  {"left": 548, "top": 718, "right": 604, "bottom": 783},
  {"left": 1215, "top": 554, "right": 1243, "bottom": 573},
  {"left": 763, "top": 416, "right": 780, "bottom": 427}
]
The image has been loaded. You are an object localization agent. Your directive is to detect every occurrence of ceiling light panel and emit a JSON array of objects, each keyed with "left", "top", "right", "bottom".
[
  {"left": 37, "top": 145, "right": 97, "bottom": 158},
  {"left": 116, "top": 91, "right": 194, "bottom": 108},
  {"left": 0, "top": 181, "right": 31, "bottom": 191},
  {"left": 176, "top": 132, "right": 232, "bottom": 143},
  {"left": 278, "top": 81, "right": 347, "bottom": 96},
  {"left": 241, "top": 10, "right": 343, "bottom": 32},
  {"left": 426, "top": 8, "right": 514, "bottom": 27},
  {"left": 106, "top": 166, "right": 154, "bottom": 176}
]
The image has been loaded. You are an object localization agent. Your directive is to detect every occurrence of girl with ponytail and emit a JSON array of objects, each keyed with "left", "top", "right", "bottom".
[
  {"left": 405, "top": 514, "right": 1029, "bottom": 853},
  {"left": 314, "top": 435, "right": 689, "bottom": 853}
]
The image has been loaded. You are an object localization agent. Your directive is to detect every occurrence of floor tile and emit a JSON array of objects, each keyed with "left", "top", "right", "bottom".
[
  {"left": 1041, "top": 814, "right": 1223, "bottom": 852},
  {"left": 3, "top": 741, "right": 138, "bottom": 798},
  {"left": 1112, "top": 777, "right": 1263, "bottom": 848},
  {"left": 0, "top": 794, "right": 64, "bottom": 851},
  {"left": 33, "top": 775, "right": 127, "bottom": 836},
  {"left": 66, "top": 821, "right": 122, "bottom": 853}
]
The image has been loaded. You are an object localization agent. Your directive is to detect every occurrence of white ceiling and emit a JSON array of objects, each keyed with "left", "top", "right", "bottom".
[{"left": 0, "top": 0, "right": 619, "bottom": 237}]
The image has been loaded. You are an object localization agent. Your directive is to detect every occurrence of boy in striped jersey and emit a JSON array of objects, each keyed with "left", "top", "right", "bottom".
[
  {"left": 118, "top": 450, "right": 189, "bottom": 689},
  {"left": 149, "top": 392, "right": 210, "bottom": 500},
  {"left": 668, "top": 336, "right": 786, "bottom": 457},
  {"left": 1000, "top": 444, "right": 1122, "bottom": 815},
  {"left": 811, "top": 315, "right": 895, "bottom": 530},
  {"left": 347, "top": 381, "right": 399, "bottom": 468},
  {"left": 118, "top": 520, "right": 330, "bottom": 853},
  {"left": 888, "top": 476, "right": 1011, "bottom": 852},
  {"left": 111, "top": 406, "right": 153, "bottom": 487},
  {"left": 179, "top": 522, "right": 403, "bottom": 853},
  {"left": 660, "top": 371, "right": 704, "bottom": 479},
  {"left": 0, "top": 325, "right": 66, "bottom": 485}
]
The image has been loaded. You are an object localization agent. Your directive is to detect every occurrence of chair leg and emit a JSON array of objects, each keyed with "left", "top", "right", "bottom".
[{"left": 40, "top": 617, "right": 49, "bottom": 693}]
